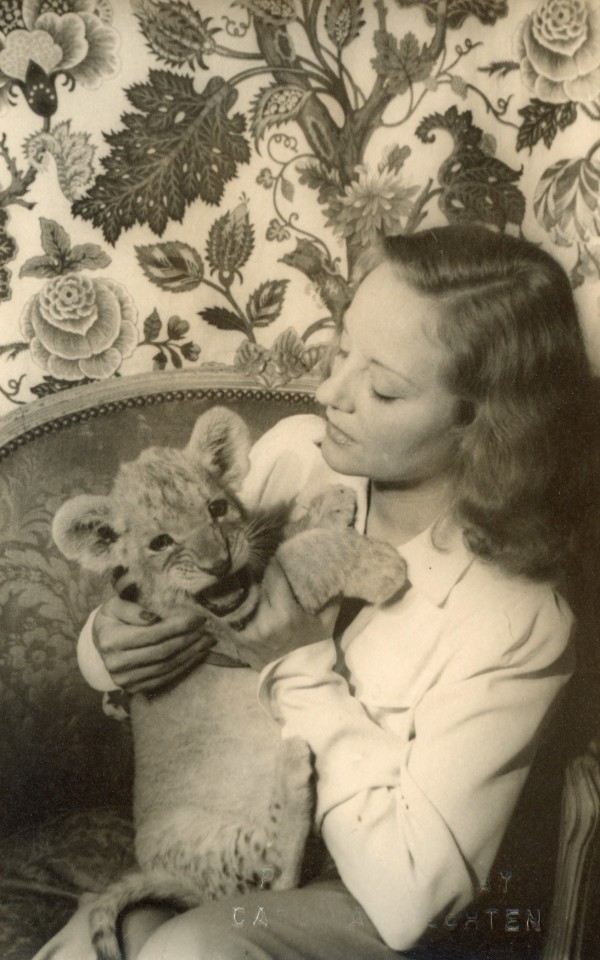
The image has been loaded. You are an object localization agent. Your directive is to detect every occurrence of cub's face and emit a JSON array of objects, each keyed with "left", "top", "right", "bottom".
[
  {"left": 110, "top": 451, "right": 257, "bottom": 617},
  {"left": 52, "top": 408, "right": 267, "bottom": 621}
]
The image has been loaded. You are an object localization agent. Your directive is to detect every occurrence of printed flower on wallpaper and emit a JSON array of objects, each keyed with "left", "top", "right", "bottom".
[
  {"left": 21, "top": 272, "right": 138, "bottom": 380},
  {"left": 516, "top": 0, "right": 600, "bottom": 105},
  {"left": 328, "top": 164, "right": 419, "bottom": 248},
  {"left": 0, "top": 0, "right": 119, "bottom": 116},
  {"left": 14, "top": 218, "right": 202, "bottom": 388},
  {"left": 3, "top": 0, "right": 600, "bottom": 408},
  {"left": 534, "top": 140, "right": 600, "bottom": 284}
]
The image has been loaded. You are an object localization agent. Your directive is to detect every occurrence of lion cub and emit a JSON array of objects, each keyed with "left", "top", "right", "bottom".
[{"left": 53, "top": 407, "right": 407, "bottom": 960}]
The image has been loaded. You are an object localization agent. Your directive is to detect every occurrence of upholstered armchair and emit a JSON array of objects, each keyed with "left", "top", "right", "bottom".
[{"left": 0, "top": 370, "right": 597, "bottom": 960}]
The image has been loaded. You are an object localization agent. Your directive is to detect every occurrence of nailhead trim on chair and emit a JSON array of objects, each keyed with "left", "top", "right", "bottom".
[{"left": 0, "top": 382, "right": 317, "bottom": 461}]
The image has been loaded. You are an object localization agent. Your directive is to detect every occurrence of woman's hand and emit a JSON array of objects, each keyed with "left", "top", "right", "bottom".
[
  {"left": 30, "top": 896, "right": 173, "bottom": 960},
  {"left": 93, "top": 598, "right": 217, "bottom": 695},
  {"left": 31, "top": 894, "right": 98, "bottom": 960},
  {"left": 232, "top": 557, "right": 338, "bottom": 672}
]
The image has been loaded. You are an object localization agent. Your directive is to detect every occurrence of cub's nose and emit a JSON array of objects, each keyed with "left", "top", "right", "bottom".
[{"left": 206, "top": 557, "right": 231, "bottom": 578}]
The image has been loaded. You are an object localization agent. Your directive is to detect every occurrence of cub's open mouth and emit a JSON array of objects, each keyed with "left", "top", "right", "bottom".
[{"left": 193, "top": 565, "right": 254, "bottom": 616}]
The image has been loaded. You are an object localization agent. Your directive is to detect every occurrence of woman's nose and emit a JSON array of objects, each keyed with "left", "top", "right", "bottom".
[{"left": 316, "top": 362, "right": 355, "bottom": 412}]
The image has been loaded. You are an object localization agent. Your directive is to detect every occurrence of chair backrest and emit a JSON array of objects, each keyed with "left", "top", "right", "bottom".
[{"left": 0, "top": 369, "right": 318, "bottom": 838}]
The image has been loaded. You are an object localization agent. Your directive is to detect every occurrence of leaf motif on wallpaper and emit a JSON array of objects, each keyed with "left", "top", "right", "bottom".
[
  {"left": 280, "top": 239, "right": 351, "bottom": 321},
  {"left": 0, "top": 267, "right": 13, "bottom": 303},
  {"left": 533, "top": 156, "right": 600, "bottom": 246},
  {"left": 0, "top": 546, "right": 90, "bottom": 630},
  {"left": 144, "top": 309, "right": 162, "bottom": 342},
  {"left": 371, "top": 30, "right": 433, "bottom": 95},
  {"left": 167, "top": 316, "right": 190, "bottom": 340},
  {"left": 324, "top": 0, "right": 365, "bottom": 48},
  {"left": 246, "top": 279, "right": 289, "bottom": 327},
  {"left": 140, "top": 307, "right": 200, "bottom": 369},
  {"left": 478, "top": 60, "right": 520, "bottom": 80},
  {"left": 297, "top": 160, "right": 342, "bottom": 210},
  {"left": 132, "top": 0, "right": 220, "bottom": 70},
  {"left": 30, "top": 376, "right": 94, "bottom": 399},
  {"left": 379, "top": 144, "right": 411, "bottom": 175},
  {"left": 0, "top": 209, "right": 16, "bottom": 303},
  {"left": 393, "top": 0, "right": 508, "bottom": 29},
  {"left": 533, "top": 148, "right": 600, "bottom": 286},
  {"left": 23, "top": 121, "right": 96, "bottom": 202},
  {"left": 417, "top": 106, "right": 525, "bottom": 231},
  {"left": 234, "top": 340, "right": 279, "bottom": 385},
  {"left": 20, "top": 218, "right": 111, "bottom": 279},
  {"left": 136, "top": 242, "right": 204, "bottom": 292},
  {"left": 251, "top": 84, "right": 312, "bottom": 147},
  {"left": 206, "top": 201, "right": 254, "bottom": 284},
  {"left": 237, "top": 0, "right": 298, "bottom": 24},
  {"left": 516, "top": 100, "right": 578, "bottom": 152},
  {"left": 235, "top": 328, "right": 328, "bottom": 387},
  {"left": 199, "top": 306, "right": 249, "bottom": 335},
  {"left": 72, "top": 73, "right": 251, "bottom": 243}
]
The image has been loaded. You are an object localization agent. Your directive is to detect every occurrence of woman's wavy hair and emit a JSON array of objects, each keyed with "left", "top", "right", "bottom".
[{"left": 379, "top": 225, "right": 595, "bottom": 580}]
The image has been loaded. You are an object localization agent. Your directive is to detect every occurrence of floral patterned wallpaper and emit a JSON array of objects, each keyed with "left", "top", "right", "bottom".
[{"left": 1, "top": 0, "right": 600, "bottom": 413}]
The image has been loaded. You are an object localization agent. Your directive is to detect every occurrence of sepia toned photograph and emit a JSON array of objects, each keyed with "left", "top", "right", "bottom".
[{"left": 0, "top": 1, "right": 598, "bottom": 958}]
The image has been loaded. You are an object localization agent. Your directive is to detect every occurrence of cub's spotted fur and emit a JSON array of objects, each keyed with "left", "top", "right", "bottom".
[{"left": 53, "top": 408, "right": 407, "bottom": 960}]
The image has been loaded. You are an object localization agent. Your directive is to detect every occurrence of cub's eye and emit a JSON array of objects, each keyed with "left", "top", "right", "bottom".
[
  {"left": 209, "top": 498, "right": 228, "bottom": 520},
  {"left": 148, "top": 533, "right": 175, "bottom": 552}
]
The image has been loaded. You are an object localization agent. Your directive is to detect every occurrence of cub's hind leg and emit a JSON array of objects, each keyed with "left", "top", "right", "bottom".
[{"left": 266, "top": 737, "right": 315, "bottom": 890}]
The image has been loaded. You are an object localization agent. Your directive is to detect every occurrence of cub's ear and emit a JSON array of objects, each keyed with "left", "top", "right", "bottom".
[
  {"left": 186, "top": 407, "right": 251, "bottom": 490},
  {"left": 52, "top": 495, "right": 121, "bottom": 572}
]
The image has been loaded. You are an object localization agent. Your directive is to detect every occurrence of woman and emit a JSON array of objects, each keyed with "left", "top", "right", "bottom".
[{"left": 36, "top": 225, "right": 592, "bottom": 959}]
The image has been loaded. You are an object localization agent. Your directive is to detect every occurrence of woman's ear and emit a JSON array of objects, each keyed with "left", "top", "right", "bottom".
[
  {"left": 52, "top": 495, "right": 121, "bottom": 572},
  {"left": 186, "top": 407, "right": 251, "bottom": 490}
]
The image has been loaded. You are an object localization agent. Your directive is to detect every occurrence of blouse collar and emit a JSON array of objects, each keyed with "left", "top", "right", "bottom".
[{"left": 352, "top": 476, "right": 474, "bottom": 608}]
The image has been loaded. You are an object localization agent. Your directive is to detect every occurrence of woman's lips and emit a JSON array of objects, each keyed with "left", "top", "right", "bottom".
[{"left": 325, "top": 419, "right": 355, "bottom": 446}]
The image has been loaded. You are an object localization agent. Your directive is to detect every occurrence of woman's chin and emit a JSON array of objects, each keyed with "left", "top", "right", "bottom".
[{"left": 321, "top": 435, "right": 362, "bottom": 475}]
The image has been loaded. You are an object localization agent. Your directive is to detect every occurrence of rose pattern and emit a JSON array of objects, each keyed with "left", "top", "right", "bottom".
[
  {"left": 21, "top": 273, "right": 138, "bottom": 380},
  {"left": 0, "top": 0, "right": 119, "bottom": 115},
  {"left": 515, "top": 0, "right": 600, "bottom": 104}
]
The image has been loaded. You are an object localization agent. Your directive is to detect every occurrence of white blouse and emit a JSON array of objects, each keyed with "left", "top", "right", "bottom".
[{"left": 78, "top": 414, "right": 575, "bottom": 951}]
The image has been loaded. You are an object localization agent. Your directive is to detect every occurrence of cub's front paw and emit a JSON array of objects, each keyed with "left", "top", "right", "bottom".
[
  {"left": 306, "top": 485, "right": 357, "bottom": 530},
  {"left": 353, "top": 540, "right": 408, "bottom": 604}
]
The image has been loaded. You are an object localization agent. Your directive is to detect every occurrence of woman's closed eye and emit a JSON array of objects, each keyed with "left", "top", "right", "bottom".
[
  {"left": 369, "top": 386, "right": 400, "bottom": 403},
  {"left": 369, "top": 376, "right": 408, "bottom": 403}
]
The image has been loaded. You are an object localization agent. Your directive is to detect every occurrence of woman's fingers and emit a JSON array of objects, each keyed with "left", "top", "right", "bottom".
[
  {"left": 101, "top": 595, "right": 160, "bottom": 626},
  {"left": 116, "top": 635, "right": 218, "bottom": 693},
  {"left": 93, "top": 604, "right": 219, "bottom": 691},
  {"left": 30, "top": 896, "right": 98, "bottom": 960}
]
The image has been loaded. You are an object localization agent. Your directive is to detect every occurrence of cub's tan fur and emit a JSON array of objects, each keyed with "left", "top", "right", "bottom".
[{"left": 53, "top": 408, "right": 407, "bottom": 960}]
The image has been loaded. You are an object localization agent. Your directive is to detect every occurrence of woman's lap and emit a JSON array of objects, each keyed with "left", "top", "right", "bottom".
[{"left": 137, "top": 880, "right": 403, "bottom": 960}]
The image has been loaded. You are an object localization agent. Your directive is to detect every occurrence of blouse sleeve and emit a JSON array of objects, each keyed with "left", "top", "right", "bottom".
[
  {"left": 258, "top": 590, "right": 574, "bottom": 950},
  {"left": 77, "top": 608, "right": 117, "bottom": 692}
]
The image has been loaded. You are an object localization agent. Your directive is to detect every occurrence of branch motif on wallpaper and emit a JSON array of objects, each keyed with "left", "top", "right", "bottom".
[{"left": 0, "top": 0, "right": 599, "bottom": 403}]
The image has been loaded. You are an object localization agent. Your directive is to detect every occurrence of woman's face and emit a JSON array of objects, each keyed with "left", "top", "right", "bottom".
[{"left": 315, "top": 261, "right": 461, "bottom": 486}]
